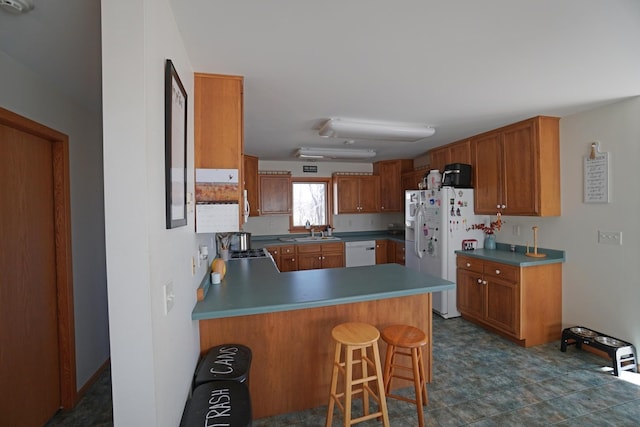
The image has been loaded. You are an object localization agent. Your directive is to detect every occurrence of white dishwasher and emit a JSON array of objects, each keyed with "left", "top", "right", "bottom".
[{"left": 345, "top": 240, "right": 376, "bottom": 267}]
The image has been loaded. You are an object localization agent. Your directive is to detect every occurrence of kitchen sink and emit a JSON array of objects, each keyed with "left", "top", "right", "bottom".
[{"left": 294, "top": 236, "right": 342, "bottom": 242}]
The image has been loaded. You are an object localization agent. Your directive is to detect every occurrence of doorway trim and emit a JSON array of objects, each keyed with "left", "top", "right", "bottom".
[{"left": 0, "top": 107, "right": 77, "bottom": 408}]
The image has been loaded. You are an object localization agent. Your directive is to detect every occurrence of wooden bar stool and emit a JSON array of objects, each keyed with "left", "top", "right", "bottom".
[
  {"left": 326, "top": 322, "right": 390, "bottom": 427},
  {"left": 381, "top": 324, "right": 428, "bottom": 427}
]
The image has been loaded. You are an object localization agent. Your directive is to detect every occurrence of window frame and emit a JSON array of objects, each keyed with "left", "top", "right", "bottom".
[{"left": 288, "top": 177, "right": 333, "bottom": 233}]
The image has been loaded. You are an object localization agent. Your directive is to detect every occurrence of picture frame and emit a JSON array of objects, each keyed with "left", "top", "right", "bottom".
[{"left": 165, "top": 59, "right": 188, "bottom": 229}]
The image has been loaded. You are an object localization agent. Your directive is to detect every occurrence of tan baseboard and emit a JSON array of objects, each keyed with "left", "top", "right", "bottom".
[{"left": 78, "top": 358, "right": 110, "bottom": 397}]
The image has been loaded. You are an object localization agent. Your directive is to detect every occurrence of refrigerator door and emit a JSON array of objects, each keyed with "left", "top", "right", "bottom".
[
  {"left": 419, "top": 189, "right": 449, "bottom": 315},
  {"left": 404, "top": 190, "right": 420, "bottom": 242},
  {"left": 440, "top": 187, "right": 488, "bottom": 318},
  {"left": 405, "top": 190, "right": 421, "bottom": 272}
]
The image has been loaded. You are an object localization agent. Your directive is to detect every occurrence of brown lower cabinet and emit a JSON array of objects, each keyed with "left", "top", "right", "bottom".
[
  {"left": 266, "top": 245, "right": 297, "bottom": 272},
  {"left": 385, "top": 240, "right": 405, "bottom": 265},
  {"left": 456, "top": 254, "right": 562, "bottom": 347},
  {"left": 375, "top": 240, "right": 388, "bottom": 264},
  {"left": 266, "top": 243, "right": 344, "bottom": 271},
  {"left": 297, "top": 243, "right": 345, "bottom": 270},
  {"left": 268, "top": 241, "right": 408, "bottom": 270}
]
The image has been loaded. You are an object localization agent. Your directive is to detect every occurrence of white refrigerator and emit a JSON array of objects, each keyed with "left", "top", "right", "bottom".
[{"left": 405, "top": 187, "right": 487, "bottom": 318}]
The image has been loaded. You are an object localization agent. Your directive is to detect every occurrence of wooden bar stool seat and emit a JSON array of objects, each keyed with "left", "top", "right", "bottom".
[
  {"left": 381, "top": 324, "right": 428, "bottom": 427},
  {"left": 326, "top": 322, "right": 390, "bottom": 427}
]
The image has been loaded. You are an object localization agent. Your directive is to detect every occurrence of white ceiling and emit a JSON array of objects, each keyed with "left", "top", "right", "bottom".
[{"left": 2, "top": 1, "right": 639, "bottom": 162}]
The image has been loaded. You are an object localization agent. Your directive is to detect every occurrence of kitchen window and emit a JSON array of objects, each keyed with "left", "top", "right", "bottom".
[{"left": 289, "top": 178, "right": 332, "bottom": 232}]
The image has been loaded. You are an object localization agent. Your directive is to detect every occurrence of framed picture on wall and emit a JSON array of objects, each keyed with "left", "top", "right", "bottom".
[{"left": 165, "top": 59, "right": 188, "bottom": 229}]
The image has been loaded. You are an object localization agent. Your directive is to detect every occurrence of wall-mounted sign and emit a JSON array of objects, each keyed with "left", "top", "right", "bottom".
[
  {"left": 583, "top": 141, "right": 610, "bottom": 203},
  {"left": 303, "top": 165, "right": 318, "bottom": 173}
]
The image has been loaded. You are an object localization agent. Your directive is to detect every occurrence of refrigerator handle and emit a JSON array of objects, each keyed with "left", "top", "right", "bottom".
[{"left": 415, "top": 205, "right": 424, "bottom": 259}]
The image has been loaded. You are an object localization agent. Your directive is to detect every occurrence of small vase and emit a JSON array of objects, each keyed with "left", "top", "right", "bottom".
[
  {"left": 220, "top": 249, "right": 229, "bottom": 261},
  {"left": 484, "top": 234, "right": 496, "bottom": 250}
]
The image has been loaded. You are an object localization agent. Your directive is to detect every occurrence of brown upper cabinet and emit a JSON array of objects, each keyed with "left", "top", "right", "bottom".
[
  {"left": 194, "top": 73, "right": 245, "bottom": 222},
  {"left": 472, "top": 116, "right": 560, "bottom": 216},
  {"left": 243, "top": 155, "right": 259, "bottom": 216},
  {"left": 402, "top": 168, "right": 429, "bottom": 192},
  {"left": 333, "top": 175, "right": 380, "bottom": 214},
  {"left": 428, "top": 139, "right": 472, "bottom": 173},
  {"left": 373, "top": 159, "right": 413, "bottom": 212},
  {"left": 259, "top": 174, "right": 292, "bottom": 215},
  {"left": 195, "top": 73, "right": 244, "bottom": 171}
]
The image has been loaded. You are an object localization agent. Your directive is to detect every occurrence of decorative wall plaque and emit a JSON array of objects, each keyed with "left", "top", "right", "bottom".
[{"left": 583, "top": 141, "right": 609, "bottom": 203}]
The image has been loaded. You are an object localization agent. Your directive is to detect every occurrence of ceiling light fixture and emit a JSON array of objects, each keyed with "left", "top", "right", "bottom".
[
  {"left": 0, "top": 0, "right": 34, "bottom": 14},
  {"left": 319, "top": 118, "right": 435, "bottom": 142},
  {"left": 296, "top": 147, "right": 377, "bottom": 160}
]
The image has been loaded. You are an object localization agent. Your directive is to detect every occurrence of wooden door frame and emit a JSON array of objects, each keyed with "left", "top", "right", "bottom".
[{"left": 0, "top": 107, "right": 77, "bottom": 408}]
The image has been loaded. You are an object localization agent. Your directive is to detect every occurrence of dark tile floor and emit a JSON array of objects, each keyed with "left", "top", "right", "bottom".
[
  {"left": 254, "top": 316, "right": 640, "bottom": 426},
  {"left": 47, "top": 316, "right": 640, "bottom": 426}
]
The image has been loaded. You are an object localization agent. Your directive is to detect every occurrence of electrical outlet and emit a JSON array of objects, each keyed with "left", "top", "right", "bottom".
[
  {"left": 598, "top": 230, "right": 622, "bottom": 245},
  {"left": 163, "top": 281, "right": 175, "bottom": 315},
  {"left": 191, "top": 256, "right": 196, "bottom": 275},
  {"left": 513, "top": 224, "right": 521, "bottom": 236}
]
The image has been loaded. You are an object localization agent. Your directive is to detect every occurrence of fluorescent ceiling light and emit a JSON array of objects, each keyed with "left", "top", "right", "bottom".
[
  {"left": 319, "top": 118, "right": 435, "bottom": 142},
  {"left": 296, "top": 147, "right": 377, "bottom": 160},
  {"left": 0, "top": 0, "right": 34, "bottom": 14}
]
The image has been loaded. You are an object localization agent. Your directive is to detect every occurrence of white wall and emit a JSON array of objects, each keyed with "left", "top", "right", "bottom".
[
  {"left": 0, "top": 51, "right": 109, "bottom": 390},
  {"left": 102, "top": 1, "right": 209, "bottom": 425},
  {"left": 242, "top": 160, "right": 404, "bottom": 235},
  {"left": 495, "top": 97, "right": 640, "bottom": 346}
]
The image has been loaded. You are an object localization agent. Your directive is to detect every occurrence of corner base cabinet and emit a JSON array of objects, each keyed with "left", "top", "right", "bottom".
[{"left": 456, "top": 255, "right": 562, "bottom": 347}]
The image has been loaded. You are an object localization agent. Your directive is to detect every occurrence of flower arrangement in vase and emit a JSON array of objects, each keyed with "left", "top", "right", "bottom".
[{"left": 469, "top": 213, "right": 502, "bottom": 249}]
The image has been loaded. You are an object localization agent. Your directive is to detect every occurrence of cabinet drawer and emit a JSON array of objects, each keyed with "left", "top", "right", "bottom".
[
  {"left": 483, "top": 261, "right": 519, "bottom": 282},
  {"left": 296, "top": 244, "right": 322, "bottom": 254},
  {"left": 321, "top": 242, "right": 345, "bottom": 253},
  {"left": 457, "top": 256, "right": 483, "bottom": 274},
  {"left": 279, "top": 245, "right": 296, "bottom": 255}
]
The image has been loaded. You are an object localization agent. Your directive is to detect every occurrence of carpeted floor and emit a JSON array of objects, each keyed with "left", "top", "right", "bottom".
[
  {"left": 47, "top": 315, "right": 640, "bottom": 426},
  {"left": 45, "top": 364, "right": 113, "bottom": 426}
]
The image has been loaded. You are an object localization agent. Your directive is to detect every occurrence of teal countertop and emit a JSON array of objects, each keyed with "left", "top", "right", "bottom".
[
  {"left": 192, "top": 258, "right": 454, "bottom": 320},
  {"left": 250, "top": 231, "right": 405, "bottom": 248},
  {"left": 455, "top": 243, "right": 565, "bottom": 267}
]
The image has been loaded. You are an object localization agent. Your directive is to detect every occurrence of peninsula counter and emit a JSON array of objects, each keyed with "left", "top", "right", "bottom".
[{"left": 192, "top": 259, "right": 454, "bottom": 418}]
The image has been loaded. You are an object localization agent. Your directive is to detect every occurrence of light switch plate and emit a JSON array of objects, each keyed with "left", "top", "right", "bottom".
[{"left": 598, "top": 230, "right": 622, "bottom": 245}]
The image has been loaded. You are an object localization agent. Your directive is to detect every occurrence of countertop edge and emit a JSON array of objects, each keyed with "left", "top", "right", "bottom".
[
  {"left": 192, "top": 284, "right": 453, "bottom": 320},
  {"left": 454, "top": 245, "right": 565, "bottom": 267}
]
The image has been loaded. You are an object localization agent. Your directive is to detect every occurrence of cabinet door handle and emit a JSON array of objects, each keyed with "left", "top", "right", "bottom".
[
  {"left": 482, "top": 280, "right": 488, "bottom": 285},
  {"left": 477, "top": 278, "right": 483, "bottom": 284},
  {"left": 466, "top": 262, "right": 471, "bottom": 267},
  {"left": 495, "top": 269, "right": 501, "bottom": 275}
]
